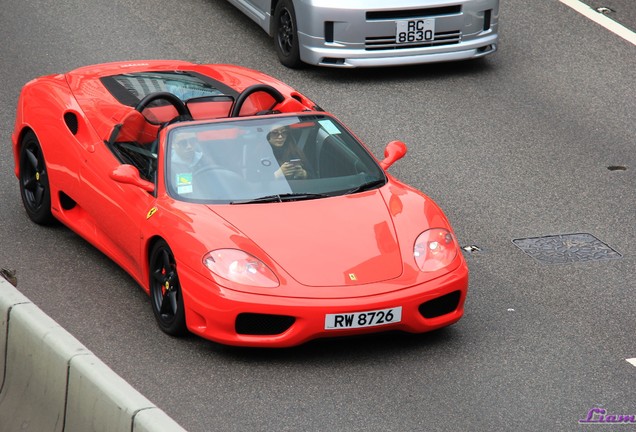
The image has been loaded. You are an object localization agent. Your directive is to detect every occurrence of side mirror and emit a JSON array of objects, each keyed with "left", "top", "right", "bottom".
[
  {"left": 379, "top": 140, "right": 407, "bottom": 170},
  {"left": 110, "top": 164, "right": 155, "bottom": 193}
]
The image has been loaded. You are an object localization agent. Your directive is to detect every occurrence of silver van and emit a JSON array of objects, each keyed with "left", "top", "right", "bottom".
[{"left": 226, "top": 0, "right": 499, "bottom": 68}]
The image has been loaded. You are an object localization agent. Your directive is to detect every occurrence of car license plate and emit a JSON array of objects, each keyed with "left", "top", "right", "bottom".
[
  {"left": 325, "top": 306, "right": 402, "bottom": 330},
  {"left": 396, "top": 19, "right": 435, "bottom": 44}
]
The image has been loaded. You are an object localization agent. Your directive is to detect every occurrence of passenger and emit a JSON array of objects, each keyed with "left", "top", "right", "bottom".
[{"left": 267, "top": 125, "right": 310, "bottom": 179}]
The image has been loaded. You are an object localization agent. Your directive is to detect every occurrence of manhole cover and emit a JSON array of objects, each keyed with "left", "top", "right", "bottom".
[{"left": 512, "top": 233, "right": 622, "bottom": 264}]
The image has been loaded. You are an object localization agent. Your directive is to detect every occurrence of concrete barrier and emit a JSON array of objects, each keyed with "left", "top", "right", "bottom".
[
  {"left": 133, "top": 409, "right": 189, "bottom": 432},
  {"left": 0, "top": 277, "right": 187, "bottom": 432},
  {"left": 0, "top": 279, "right": 29, "bottom": 393},
  {"left": 0, "top": 301, "right": 87, "bottom": 431}
]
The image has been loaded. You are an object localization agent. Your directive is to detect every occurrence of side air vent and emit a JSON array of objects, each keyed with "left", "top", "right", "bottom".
[
  {"left": 483, "top": 9, "right": 492, "bottom": 31},
  {"left": 59, "top": 191, "right": 77, "bottom": 210},
  {"left": 64, "top": 112, "right": 79, "bottom": 135},
  {"left": 325, "top": 21, "right": 334, "bottom": 43}
]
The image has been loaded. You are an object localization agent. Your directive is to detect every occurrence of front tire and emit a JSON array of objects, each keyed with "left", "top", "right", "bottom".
[
  {"left": 273, "top": 0, "right": 302, "bottom": 68},
  {"left": 149, "top": 240, "right": 187, "bottom": 336},
  {"left": 19, "top": 131, "right": 54, "bottom": 225}
]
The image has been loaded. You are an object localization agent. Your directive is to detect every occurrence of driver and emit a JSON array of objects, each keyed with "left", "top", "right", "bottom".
[{"left": 170, "top": 131, "right": 208, "bottom": 195}]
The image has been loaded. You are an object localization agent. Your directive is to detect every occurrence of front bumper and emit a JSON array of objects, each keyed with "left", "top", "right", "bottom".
[
  {"left": 292, "top": 0, "right": 500, "bottom": 68},
  {"left": 301, "top": 33, "right": 498, "bottom": 68},
  {"left": 179, "top": 263, "right": 469, "bottom": 347}
]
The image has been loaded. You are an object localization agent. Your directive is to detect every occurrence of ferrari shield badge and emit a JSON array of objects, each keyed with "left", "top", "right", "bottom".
[
  {"left": 349, "top": 273, "right": 357, "bottom": 281},
  {"left": 146, "top": 207, "right": 158, "bottom": 219}
]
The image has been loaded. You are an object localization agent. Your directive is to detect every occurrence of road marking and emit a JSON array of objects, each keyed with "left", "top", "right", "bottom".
[
  {"left": 559, "top": 0, "right": 636, "bottom": 45},
  {"left": 627, "top": 358, "right": 636, "bottom": 367}
]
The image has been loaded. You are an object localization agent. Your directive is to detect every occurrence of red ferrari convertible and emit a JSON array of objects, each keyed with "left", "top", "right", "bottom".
[{"left": 12, "top": 60, "right": 468, "bottom": 347}]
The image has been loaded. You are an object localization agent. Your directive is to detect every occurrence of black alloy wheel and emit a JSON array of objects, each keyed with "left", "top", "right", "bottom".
[
  {"left": 19, "top": 131, "right": 54, "bottom": 225},
  {"left": 149, "top": 240, "right": 187, "bottom": 336},
  {"left": 274, "top": 0, "right": 302, "bottom": 68}
]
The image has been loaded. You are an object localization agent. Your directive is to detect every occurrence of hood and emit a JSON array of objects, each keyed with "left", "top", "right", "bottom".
[{"left": 210, "top": 191, "right": 403, "bottom": 287}]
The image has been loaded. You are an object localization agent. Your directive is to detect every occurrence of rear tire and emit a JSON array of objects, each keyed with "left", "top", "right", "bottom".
[
  {"left": 273, "top": 0, "right": 303, "bottom": 68},
  {"left": 19, "top": 131, "right": 54, "bottom": 225}
]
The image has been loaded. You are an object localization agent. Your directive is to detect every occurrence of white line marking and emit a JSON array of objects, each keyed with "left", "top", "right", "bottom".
[
  {"left": 627, "top": 358, "right": 636, "bottom": 367},
  {"left": 559, "top": 0, "right": 636, "bottom": 45}
]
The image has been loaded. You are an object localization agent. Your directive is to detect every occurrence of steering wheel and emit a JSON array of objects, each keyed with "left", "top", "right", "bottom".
[
  {"left": 230, "top": 84, "right": 285, "bottom": 117},
  {"left": 134, "top": 92, "right": 192, "bottom": 120},
  {"left": 192, "top": 166, "right": 246, "bottom": 199},
  {"left": 193, "top": 165, "right": 242, "bottom": 181}
]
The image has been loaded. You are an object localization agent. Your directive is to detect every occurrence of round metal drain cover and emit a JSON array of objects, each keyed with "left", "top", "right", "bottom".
[{"left": 512, "top": 233, "right": 622, "bottom": 264}]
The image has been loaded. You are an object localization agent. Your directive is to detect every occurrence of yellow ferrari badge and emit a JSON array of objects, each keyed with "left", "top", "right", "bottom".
[
  {"left": 146, "top": 207, "right": 158, "bottom": 219},
  {"left": 349, "top": 273, "right": 357, "bottom": 281}
]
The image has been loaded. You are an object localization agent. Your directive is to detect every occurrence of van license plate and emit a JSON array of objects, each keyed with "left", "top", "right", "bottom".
[{"left": 396, "top": 19, "right": 435, "bottom": 44}]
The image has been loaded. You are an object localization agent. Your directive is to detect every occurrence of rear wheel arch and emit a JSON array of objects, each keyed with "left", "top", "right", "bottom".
[
  {"left": 15, "top": 126, "right": 36, "bottom": 160},
  {"left": 17, "top": 125, "right": 36, "bottom": 142},
  {"left": 18, "top": 130, "right": 54, "bottom": 225},
  {"left": 269, "top": 0, "right": 280, "bottom": 35}
]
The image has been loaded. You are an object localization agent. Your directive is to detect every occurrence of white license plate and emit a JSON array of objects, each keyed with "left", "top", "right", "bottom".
[
  {"left": 396, "top": 19, "right": 435, "bottom": 44},
  {"left": 325, "top": 306, "right": 402, "bottom": 330}
]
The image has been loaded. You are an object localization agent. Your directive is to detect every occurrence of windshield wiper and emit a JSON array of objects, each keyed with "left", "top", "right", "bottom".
[
  {"left": 344, "top": 178, "right": 386, "bottom": 195},
  {"left": 230, "top": 193, "right": 330, "bottom": 204}
]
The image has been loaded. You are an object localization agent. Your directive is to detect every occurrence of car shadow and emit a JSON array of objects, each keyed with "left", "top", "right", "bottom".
[
  {"left": 296, "top": 57, "right": 497, "bottom": 85},
  {"left": 201, "top": 326, "right": 460, "bottom": 363}
]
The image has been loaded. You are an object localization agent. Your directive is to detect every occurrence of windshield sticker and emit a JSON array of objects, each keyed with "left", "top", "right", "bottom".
[
  {"left": 176, "top": 173, "right": 193, "bottom": 194},
  {"left": 318, "top": 119, "right": 341, "bottom": 135}
]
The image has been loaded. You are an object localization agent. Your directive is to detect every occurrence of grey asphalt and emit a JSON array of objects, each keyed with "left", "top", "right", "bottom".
[
  {"left": 581, "top": 0, "right": 636, "bottom": 31},
  {"left": 0, "top": 0, "right": 634, "bottom": 431}
]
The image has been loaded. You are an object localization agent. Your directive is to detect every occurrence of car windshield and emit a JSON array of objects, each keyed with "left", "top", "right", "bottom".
[{"left": 165, "top": 114, "right": 386, "bottom": 203}]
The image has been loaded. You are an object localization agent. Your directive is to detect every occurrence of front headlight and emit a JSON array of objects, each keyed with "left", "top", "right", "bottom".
[
  {"left": 203, "top": 249, "right": 279, "bottom": 288},
  {"left": 414, "top": 228, "right": 458, "bottom": 272}
]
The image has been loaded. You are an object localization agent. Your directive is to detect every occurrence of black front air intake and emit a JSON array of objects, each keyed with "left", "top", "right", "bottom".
[
  {"left": 418, "top": 291, "right": 461, "bottom": 319},
  {"left": 367, "top": 6, "right": 461, "bottom": 21},
  {"left": 235, "top": 313, "right": 295, "bottom": 335}
]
